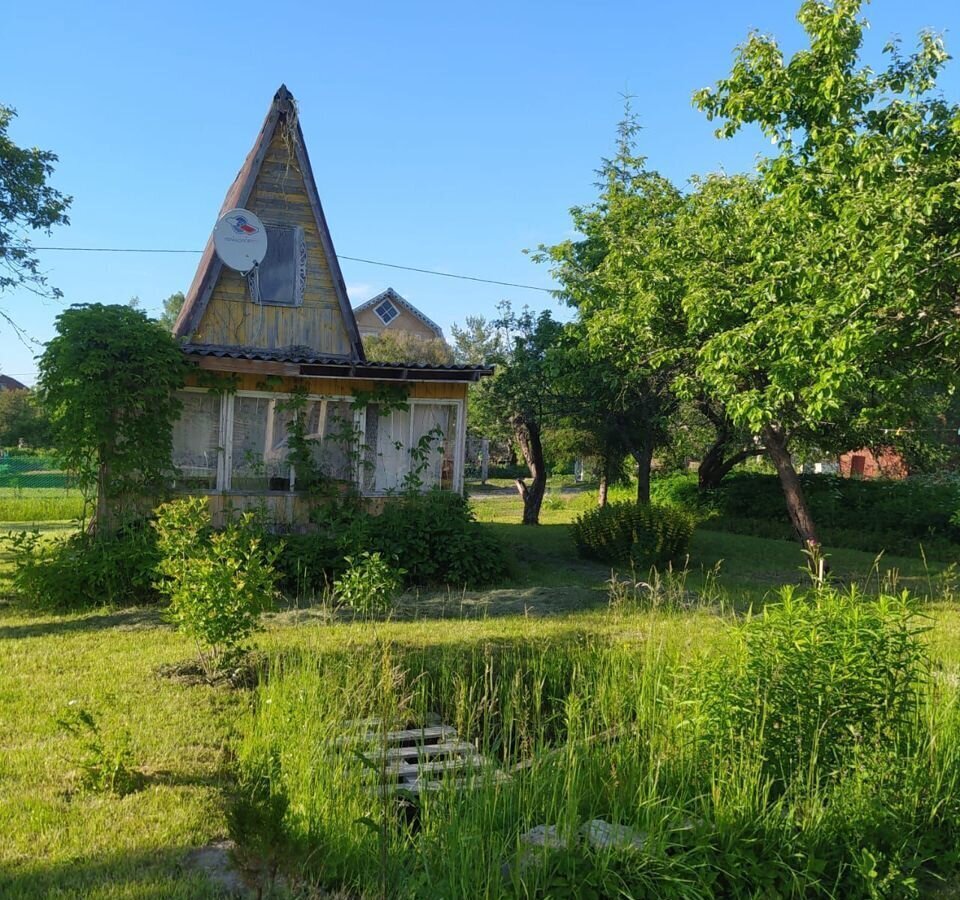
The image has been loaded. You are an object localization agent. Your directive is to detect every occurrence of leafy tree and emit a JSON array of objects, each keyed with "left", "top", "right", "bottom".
[
  {"left": 473, "top": 307, "right": 562, "bottom": 524},
  {"left": 157, "top": 291, "right": 185, "bottom": 332},
  {"left": 450, "top": 314, "right": 509, "bottom": 365},
  {"left": 0, "top": 105, "right": 71, "bottom": 327},
  {"left": 37, "top": 304, "right": 189, "bottom": 531},
  {"left": 534, "top": 108, "right": 685, "bottom": 504},
  {"left": 0, "top": 388, "right": 51, "bottom": 447},
  {"left": 685, "top": 0, "right": 960, "bottom": 548},
  {"left": 363, "top": 330, "right": 454, "bottom": 365}
]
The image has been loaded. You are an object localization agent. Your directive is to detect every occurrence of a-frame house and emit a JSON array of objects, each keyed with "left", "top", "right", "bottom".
[{"left": 171, "top": 85, "right": 490, "bottom": 523}]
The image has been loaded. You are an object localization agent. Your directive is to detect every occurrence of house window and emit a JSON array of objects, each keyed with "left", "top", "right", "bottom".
[
  {"left": 171, "top": 391, "right": 222, "bottom": 490},
  {"left": 171, "top": 391, "right": 461, "bottom": 495},
  {"left": 247, "top": 224, "right": 306, "bottom": 306},
  {"left": 231, "top": 396, "right": 293, "bottom": 491},
  {"left": 374, "top": 298, "right": 399, "bottom": 325},
  {"left": 361, "top": 401, "right": 459, "bottom": 493}
]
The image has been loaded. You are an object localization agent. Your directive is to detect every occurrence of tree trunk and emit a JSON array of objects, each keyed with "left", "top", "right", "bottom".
[
  {"left": 598, "top": 473, "right": 609, "bottom": 508},
  {"left": 94, "top": 451, "right": 111, "bottom": 535},
  {"left": 634, "top": 438, "right": 653, "bottom": 505},
  {"left": 698, "top": 443, "right": 756, "bottom": 491},
  {"left": 512, "top": 416, "right": 547, "bottom": 525},
  {"left": 762, "top": 425, "right": 820, "bottom": 550}
]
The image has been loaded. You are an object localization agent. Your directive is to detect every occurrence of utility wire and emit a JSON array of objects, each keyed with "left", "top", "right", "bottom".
[{"left": 32, "top": 246, "right": 555, "bottom": 294}]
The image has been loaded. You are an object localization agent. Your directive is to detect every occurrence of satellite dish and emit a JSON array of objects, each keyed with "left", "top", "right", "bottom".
[{"left": 213, "top": 208, "right": 268, "bottom": 272}]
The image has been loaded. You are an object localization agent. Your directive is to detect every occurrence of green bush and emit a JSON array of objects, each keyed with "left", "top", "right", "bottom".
[
  {"left": 366, "top": 490, "right": 508, "bottom": 586},
  {"left": 274, "top": 491, "right": 509, "bottom": 590},
  {"left": 154, "top": 497, "right": 281, "bottom": 676},
  {"left": 652, "top": 471, "right": 960, "bottom": 556},
  {"left": 572, "top": 501, "right": 695, "bottom": 569},
  {"left": 3, "top": 522, "right": 160, "bottom": 609},
  {"left": 333, "top": 551, "right": 404, "bottom": 614},
  {"left": 702, "top": 585, "right": 929, "bottom": 789}
]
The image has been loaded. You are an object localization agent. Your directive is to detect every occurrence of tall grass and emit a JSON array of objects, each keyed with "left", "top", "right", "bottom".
[
  {"left": 0, "top": 488, "right": 85, "bottom": 523},
  {"left": 234, "top": 585, "right": 960, "bottom": 897}
]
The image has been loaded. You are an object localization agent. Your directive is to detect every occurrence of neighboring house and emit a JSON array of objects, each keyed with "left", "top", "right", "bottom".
[
  {"left": 171, "top": 85, "right": 491, "bottom": 523},
  {"left": 838, "top": 447, "right": 909, "bottom": 480},
  {"left": 0, "top": 375, "right": 27, "bottom": 392},
  {"left": 354, "top": 288, "right": 444, "bottom": 341}
]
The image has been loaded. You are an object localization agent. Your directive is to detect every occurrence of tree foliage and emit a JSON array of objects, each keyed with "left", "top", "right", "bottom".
[
  {"left": 37, "top": 304, "right": 189, "bottom": 530},
  {"left": 0, "top": 104, "right": 71, "bottom": 318},
  {"left": 534, "top": 107, "right": 685, "bottom": 504},
  {"left": 362, "top": 329, "right": 455, "bottom": 365},
  {"left": 450, "top": 314, "right": 509, "bottom": 365},
  {"left": 472, "top": 307, "right": 563, "bottom": 524},
  {"left": 682, "top": 0, "right": 960, "bottom": 546},
  {"left": 156, "top": 291, "right": 185, "bottom": 333},
  {"left": 0, "top": 388, "right": 51, "bottom": 447}
]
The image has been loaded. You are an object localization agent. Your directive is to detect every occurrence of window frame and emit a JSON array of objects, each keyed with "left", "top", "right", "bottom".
[
  {"left": 373, "top": 297, "right": 399, "bottom": 325},
  {"left": 246, "top": 223, "right": 307, "bottom": 308}
]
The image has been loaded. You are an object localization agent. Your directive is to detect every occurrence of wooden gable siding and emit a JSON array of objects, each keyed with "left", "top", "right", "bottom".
[
  {"left": 356, "top": 305, "right": 440, "bottom": 340},
  {"left": 184, "top": 370, "right": 467, "bottom": 401},
  {"left": 190, "top": 130, "right": 352, "bottom": 355}
]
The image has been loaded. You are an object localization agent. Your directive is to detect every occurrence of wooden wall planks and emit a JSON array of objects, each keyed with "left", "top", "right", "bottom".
[{"left": 192, "top": 130, "right": 352, "bottom": 355}]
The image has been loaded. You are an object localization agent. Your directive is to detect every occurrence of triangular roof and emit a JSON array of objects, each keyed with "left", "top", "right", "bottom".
[
  {"left": 174, "top": 85, "right": 366, "bottom": 362},
  {"left": 353, "top": 287, "right": 444, "bottom": 338}
]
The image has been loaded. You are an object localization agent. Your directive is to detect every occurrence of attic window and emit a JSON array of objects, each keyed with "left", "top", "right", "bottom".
[
  {"left": 248, "top": 224, "right": 306, "bottom": 306},
  {"left": 374, "top": 297, "right": 399, "bottom": 325}
]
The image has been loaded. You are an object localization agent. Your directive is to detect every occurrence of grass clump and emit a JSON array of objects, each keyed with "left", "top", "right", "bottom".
[{"left": 572, "top": 500, "right": 695, "bottom": 569}]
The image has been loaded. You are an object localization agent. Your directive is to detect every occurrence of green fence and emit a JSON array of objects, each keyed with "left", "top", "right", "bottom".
[{"left": 0, "top": 453, "right": 85, "bottom": 524}]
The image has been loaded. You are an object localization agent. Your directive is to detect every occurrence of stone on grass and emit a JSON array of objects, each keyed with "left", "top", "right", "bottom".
[{"left": 580, "top": 819, "right": 647, "bottom": 852}]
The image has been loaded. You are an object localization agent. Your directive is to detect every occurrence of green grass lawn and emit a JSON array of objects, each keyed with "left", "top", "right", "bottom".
[{"left": 3, "top": 487, "right": 960, "bottom": 896}]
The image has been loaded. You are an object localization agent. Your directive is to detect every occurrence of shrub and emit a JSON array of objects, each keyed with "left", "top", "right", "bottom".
[
  {"left": 154, "top": 498, "right": 281, "bottom": 676},
  {"left": 4, "top": 521, "right": 160, "bottom": 609},
  {"left": 701, "top": 585, "right": 929, "bottom": 789},
  {"left": 572, "top": 501, "right": 695, "bottom": 569},
  {"left": 366, "top": 490, "right": 508, "bottom": 586},
  {"left": 333, "top": 551, "right": 404, "bottom": 615},
  {"left": 652, "top": 471, "right": 960, "bottom": 556}
]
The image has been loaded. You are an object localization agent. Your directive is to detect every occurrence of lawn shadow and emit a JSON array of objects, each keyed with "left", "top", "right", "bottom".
[
  {"left": 0, "top": 845, "right": 235, "bottom": 899},
  {"left": 0, "top": 607, "right": 167, "bottom": 640}
]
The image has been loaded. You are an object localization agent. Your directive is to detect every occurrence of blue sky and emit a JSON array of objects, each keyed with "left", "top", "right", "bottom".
[{"left": 2, "top": 0, "right": 958, "bottom": 383}]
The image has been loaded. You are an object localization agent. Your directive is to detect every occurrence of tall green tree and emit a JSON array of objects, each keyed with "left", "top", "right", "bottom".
[
  {"left": 472, "top": 307, "right": 562, "bottom": 524},
  {"left": 0, "top": 104, "right": 71, "bottom": 328},
  {"left": 38, "top": 304, "right": 188, "bottom": 531},
  {"left": 685, "top": 0, "right": 960, "bottom": 548},
  {"left": 535, "top": 108, "right": 685, "bottom": 503}
]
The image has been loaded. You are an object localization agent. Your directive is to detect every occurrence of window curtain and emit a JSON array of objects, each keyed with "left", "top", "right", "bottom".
[
  {"left": 171, "top": 391, "right": 221, "bottom": 490},
  {"left": 411, "top": 404, "right": 457, "bottom": 490}
]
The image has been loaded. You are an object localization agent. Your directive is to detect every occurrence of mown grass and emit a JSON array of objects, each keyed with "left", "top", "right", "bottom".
[{"left": 3, "top": 482, "right": 960, "bottom": 896}]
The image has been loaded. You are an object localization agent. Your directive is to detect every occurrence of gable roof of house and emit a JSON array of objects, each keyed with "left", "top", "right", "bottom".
[
  {"left": 0, "top": 374, "right": 27, "bottom": 391},
  {"left": 173, "top": 85, "right": 366, "bottom": 361},
  {"left": 353, "top": 288, "right": 444, "bottom": 338}
]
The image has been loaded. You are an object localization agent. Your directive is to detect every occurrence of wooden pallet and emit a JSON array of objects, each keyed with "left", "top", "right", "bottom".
[{"left": 341, "top": 719, "right": 502, "bottom": 796}]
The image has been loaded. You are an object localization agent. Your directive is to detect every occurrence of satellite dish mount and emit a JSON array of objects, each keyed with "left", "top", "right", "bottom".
[{"left": 213, "top": 208, "right": 268, "bottom": 302}]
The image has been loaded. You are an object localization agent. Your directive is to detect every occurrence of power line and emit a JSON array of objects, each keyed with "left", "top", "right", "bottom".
[{"left": 32, "top": 246, "right": 556, "bottom": 294}]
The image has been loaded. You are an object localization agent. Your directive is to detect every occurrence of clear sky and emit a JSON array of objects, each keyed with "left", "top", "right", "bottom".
[{"left": 2, "top": 0, "right": 958, "bottom": 383}]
